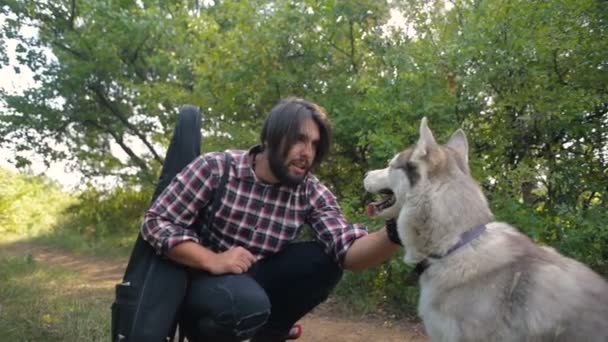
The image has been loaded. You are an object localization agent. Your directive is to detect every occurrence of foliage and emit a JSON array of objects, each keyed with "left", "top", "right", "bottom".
[
  {"left": 335, "top": 252, "right": 420, "bottom": 317},
  {"left": 61, "top": 186, "right": 151, "bottom": 237},
  {"left": 0, "top": 167, "right": 150, "bottom": 257},
  {"left": 0, "top": 168, "right": 74, "bottom": 240},
  {"left": 36, "top": 184, "right": 153, "bottom": 257},
  {"left": 492, "top": 196, "right": 608, "bottom": 276}
]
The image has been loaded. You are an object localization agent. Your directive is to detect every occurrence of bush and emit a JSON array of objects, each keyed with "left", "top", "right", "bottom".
[
  {"left": 334, "top": 202, "right": 420, "bottom": 317},
  {"left": 0, "top": 169, "right": 74, "bottom": 239},
  {"left": 44, "top": 185, "right": 154, "bottom": 256},
  {"left": 492, "top": 196, "right": 608, "bottom": 276}
]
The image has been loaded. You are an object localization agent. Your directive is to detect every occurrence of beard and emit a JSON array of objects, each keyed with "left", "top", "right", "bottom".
[{"left": 267, "top": 145, "right": 309, "bottom": 187}]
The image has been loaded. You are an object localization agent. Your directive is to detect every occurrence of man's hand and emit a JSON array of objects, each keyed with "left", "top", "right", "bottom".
[
  {"left": 207, "top": 247, "right": 257, "bottom": 275},
  {"left": 166, "top": 241, "right": 256, "bottom": 274}
]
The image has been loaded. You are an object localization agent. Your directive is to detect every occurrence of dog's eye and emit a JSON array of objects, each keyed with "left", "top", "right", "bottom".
[
  {"left": 403, "top": 162, "right": 420, "bottom": 186},
  {"left": 405, "top": 162, "right": 417, "bottom": 173}
]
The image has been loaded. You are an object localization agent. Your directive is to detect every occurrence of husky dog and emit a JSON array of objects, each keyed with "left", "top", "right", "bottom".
[{"left": 364, "top": 118, "right": 608, "bottom": 342}]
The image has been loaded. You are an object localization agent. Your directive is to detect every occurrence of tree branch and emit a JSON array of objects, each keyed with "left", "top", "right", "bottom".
[
  {"left": 51, "top": 40, "right": 88, "bottom": 60},
  {"left": 349, "top": 19, "right": 358, "bottom": 73},
  {"left": 88, "top": 84, "right": 163, "bottom": 163},
  {"left": 552, "top": 49, "right": 569, "bottom": 86},
  {"left": 87, "top": 120, "right": 150, "bottom": 172},
  {"left": 69, "top": 0, "right": 77, "bottom": 30}
]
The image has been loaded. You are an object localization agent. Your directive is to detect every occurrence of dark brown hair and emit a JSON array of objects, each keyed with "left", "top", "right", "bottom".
[{"left": 260, "top": 97, "right": 332, "bottom": 167}]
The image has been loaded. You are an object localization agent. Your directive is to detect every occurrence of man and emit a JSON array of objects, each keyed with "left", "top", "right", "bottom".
[{"left": 141, "top": 97, "right": 401, "bottom": 341}]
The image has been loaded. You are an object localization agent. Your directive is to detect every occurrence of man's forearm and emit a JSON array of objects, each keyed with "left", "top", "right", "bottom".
[
  {"left": 166, "top": 241, "right": 217, "bottom": 271},
  {"left": 342, "top": 228, "right": 400, "bottom": 271}
]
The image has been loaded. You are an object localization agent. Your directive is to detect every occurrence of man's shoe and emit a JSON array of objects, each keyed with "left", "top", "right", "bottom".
[{"left": 287, "top": 324, "right": 302, "bottom": 340}]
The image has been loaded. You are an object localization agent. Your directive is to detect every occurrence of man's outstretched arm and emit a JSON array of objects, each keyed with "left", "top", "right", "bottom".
[{"left": 342, "top": 227, "right": 400, "bottom": 271}]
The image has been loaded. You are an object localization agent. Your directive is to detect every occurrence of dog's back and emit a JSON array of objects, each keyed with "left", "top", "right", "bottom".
[{"left": 420, "top": 223, "right": 608, "bottom": 342}]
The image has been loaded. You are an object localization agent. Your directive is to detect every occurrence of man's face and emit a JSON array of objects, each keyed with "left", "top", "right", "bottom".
[{"left": 268, "top": 117, "right": 320, "bottom": 186}]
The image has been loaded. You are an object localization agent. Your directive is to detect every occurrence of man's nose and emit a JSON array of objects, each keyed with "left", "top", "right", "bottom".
[{"left": 302, "top": 143, "right": 314, "bottom": 159}]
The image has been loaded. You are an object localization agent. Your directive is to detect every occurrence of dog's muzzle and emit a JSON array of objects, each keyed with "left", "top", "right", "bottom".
[{"left": 366, "top": 189, "right": 395, "bottom": 217}]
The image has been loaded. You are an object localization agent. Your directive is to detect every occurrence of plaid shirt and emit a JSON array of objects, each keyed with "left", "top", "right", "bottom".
[{"left": 141, "top": 146, "right": 368, "bottom": 265}]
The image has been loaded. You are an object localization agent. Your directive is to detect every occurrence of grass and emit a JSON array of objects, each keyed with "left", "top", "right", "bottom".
[{"left": 0, "top": 254, "right": 112, "bottom": 341}]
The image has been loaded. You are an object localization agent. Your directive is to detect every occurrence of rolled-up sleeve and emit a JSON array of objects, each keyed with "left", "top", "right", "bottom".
[
  {"left": 141, "top": 154, "right": 220, "bottom": 255},
  {"left": 307, "top": 182, "right": 368, "bottom": 266}
]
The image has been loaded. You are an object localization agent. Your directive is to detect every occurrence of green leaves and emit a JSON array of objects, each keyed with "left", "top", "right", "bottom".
[
  {"left": 0, "top": 168, "right": 75, "bottom": 237},
  {"left": 1, "top": 0, "right": 605, "bottom": 228}
]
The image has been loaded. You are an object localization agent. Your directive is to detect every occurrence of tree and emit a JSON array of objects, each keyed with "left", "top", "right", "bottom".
[
  {"left": 1, "top": 1, "right": 205, "bottom": 183},
  {"left": 1, "top": 0, "right": 396, "bottom": 187},
  {"left": 389, "top": 0, "right": 608, "bottom": 273}
]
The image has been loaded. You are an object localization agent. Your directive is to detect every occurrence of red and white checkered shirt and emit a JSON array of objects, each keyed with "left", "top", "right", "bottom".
[{"left": 141, "top": 147, "right": 368, "bottom": 265}]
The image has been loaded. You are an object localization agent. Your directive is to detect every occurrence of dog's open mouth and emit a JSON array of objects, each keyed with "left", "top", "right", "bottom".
[{"left": 366, "top": 189, "right": 395, "bottom": 217}]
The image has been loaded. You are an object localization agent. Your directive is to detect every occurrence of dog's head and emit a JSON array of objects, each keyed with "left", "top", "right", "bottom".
[
  {"left": 364, "top": 118, "right": 492, "bottom": 262},
  {"left": 363, "top": 117, "right": 470, "bottom": 220}
]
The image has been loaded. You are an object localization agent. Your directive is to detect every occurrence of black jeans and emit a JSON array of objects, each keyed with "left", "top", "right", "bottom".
[{"left": 181, "top": 241, "right": 343, "bottom": 342}]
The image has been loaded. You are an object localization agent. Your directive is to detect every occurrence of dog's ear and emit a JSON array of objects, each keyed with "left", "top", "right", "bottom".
[
  {"left": 446, "top": 129, "right": 470, "bottom": 174},
  {"left": 413, "top": 117, "right": 438, "bottom": 160}
]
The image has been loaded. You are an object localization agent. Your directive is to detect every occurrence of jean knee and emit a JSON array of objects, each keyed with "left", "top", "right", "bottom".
[
  {"left": 195, "top": 310, "right": 269, "bottom": 340},
  {"left": 230, "top": 286, "right": 271, "bottom": 337},
  {"left": 190, "top": 279, "right": 271, "bottom": 340}
]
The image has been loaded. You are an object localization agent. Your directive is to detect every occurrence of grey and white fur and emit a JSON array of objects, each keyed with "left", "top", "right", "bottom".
[{"left": 364, "top": 118, "right": 608, "bottom": 342}]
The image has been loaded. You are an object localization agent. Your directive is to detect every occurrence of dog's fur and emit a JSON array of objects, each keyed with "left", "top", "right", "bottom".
[{"left": 364, "top": 118, "right": 608, "bottom": 342}]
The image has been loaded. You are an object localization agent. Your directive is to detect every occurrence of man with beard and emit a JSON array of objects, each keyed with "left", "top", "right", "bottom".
[{"left": 141, "top": 97, "right": 401, "bottom": 342}]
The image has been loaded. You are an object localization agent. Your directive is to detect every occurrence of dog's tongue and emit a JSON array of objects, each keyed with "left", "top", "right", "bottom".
[{"left": 366, "top": 203, "right": 377, "bottom": 217}]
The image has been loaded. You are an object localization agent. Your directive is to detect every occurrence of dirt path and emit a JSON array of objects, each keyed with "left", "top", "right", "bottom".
[{"left": 1, "top": 241, "right": 428, "bottom": 342}]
